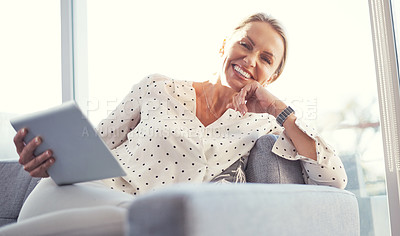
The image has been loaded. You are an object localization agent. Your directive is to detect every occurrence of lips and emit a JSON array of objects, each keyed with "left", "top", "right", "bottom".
[{"left": 232, "top": 64, "right": 254, "bottom": 80}]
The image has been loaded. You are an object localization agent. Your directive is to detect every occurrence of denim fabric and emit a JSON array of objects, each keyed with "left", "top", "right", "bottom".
[{"left": 245, "top": 134, "right": 305, "bottom": 184}]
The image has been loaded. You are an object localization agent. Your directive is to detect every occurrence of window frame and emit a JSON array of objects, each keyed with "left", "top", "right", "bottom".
[
  {"left": 60, "top": 0, "right": 88, "bottom": 111},
  {"left": 369, "top": 0, "right": 400, "bottom": 235}
]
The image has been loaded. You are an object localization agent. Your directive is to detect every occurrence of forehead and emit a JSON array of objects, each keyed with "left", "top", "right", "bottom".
[{"left": 234, "top": 21, "right": 285, "bottom": 60}]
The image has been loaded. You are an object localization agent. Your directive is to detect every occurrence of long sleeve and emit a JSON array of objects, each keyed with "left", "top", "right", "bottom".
[
  {"left": 96, "top": 76, "right": 150, "bottom": 150},
  {"left": 271, "top": 118, "right": 348, "bottom": 189}
]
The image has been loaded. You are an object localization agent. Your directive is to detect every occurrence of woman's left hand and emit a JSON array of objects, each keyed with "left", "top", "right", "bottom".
[{"left": 226, "top": 81, "right": 282, "bottom": 117}]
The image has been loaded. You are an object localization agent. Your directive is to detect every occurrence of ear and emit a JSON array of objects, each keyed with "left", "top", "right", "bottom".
[
  {"left": 263, "top": 73, "right": 278, "bottom": 86},
  {"left": 219, "top": 38, "right": 226, "bottom": 56}
]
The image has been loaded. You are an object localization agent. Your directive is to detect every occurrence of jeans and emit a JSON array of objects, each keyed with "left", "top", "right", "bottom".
[{"left": 245, "top": 134, "right": 305, "bottom": 184}]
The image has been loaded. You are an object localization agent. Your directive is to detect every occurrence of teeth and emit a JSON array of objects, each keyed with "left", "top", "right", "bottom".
[{"left": 234, "top": 65, "right": 251, "bottom": 79}]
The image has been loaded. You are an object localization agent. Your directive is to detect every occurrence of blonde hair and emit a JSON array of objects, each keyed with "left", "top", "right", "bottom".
[{"left": 233, "top": 13, "right": 288, "bottom": 83}]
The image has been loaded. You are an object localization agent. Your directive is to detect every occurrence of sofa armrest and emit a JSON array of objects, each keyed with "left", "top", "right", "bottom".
[
  {"left": 0, "top": 161, "right": 40, "bottom": 227},
  {"left": 127, "top": 183, "right": 359, "bottom": 236}
]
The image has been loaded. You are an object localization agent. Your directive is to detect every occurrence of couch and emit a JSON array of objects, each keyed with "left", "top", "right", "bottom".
[{"left": 0, "top": 135, "right": 360, "bottom": 235}]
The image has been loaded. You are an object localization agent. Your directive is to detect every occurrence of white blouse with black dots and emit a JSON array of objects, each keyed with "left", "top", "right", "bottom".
[{"left": 97, "top": 74, "right": 347, "bottom": 195}]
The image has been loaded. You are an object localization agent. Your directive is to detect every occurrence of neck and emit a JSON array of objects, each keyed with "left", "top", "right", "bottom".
[
  {"left": 193, "top": 75, "right": 236, "bottom": 126},
  {"left": 203, "top": 76, "right": 236, "bottom": 116}
]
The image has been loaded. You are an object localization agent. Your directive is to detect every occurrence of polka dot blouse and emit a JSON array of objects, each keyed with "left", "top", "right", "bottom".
[{"left": 97, "top": 74, "right": 348, "bottom": 195}]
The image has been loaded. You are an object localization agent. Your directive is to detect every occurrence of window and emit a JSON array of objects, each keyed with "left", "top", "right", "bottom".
[
  {"left": 82, "top": 1, "right": 389, "bottom": 234},
  {"left": 4, "top": 0, "right": 393, "bottom": 234},
  {"left": 370, "top": 0, "right": 400, "bottom": 234},
  {"left": 0, "top": 0, "right": 61, "bottom": 161}
]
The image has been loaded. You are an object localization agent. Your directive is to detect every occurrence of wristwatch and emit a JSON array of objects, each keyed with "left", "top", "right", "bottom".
[{"left": 276, "top": 106, "right": 295, "bottom": 126}]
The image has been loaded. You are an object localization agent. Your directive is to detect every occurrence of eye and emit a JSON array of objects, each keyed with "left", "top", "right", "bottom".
[
  {"left": 261, "top": 55, "right": 272, "bottom": 64},
  {"left": 239, "top": 41, "right": 251, "bottom": 50}
]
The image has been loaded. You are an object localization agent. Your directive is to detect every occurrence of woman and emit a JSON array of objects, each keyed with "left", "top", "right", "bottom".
[{"left": 13, "top": 12, "right": 346, "bottom": 225}]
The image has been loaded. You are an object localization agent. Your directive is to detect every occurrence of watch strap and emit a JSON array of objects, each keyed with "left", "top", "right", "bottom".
[{"left": 276, "top": 106, "right": 295, "bottom": 126}]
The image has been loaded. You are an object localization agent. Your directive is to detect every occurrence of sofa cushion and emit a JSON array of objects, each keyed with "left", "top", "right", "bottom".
[
  {"left": 0, "top": 161, "right": 40, "bottom": 226},
  {"left": 127, "top": 183, "right": 360, "bottom": 236},
  {"left": 18, "top": 178, "right": 133, "bottom": 221},
  {"left": 0, "top": 206, "right": 126, "bottom": 236}
]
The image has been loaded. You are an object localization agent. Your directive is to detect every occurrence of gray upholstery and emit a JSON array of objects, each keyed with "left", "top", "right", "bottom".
[
  {"left": 0, "top": 161, "right": 40, "bottom": 226},
  {"left": 127, "top": 183, "right": 359, "bottom": 236},
  {"left": 0, "top": 134, "right": 360, "bottom": 235}
]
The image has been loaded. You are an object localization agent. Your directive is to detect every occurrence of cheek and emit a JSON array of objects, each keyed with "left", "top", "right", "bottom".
[
  {"left": 257, "top": 67, "right": 273, "bottom": 84},
  {"left": 224, "top": 44, "right": 242, "bottom": 62},
  {"left": 221, "top": 55, "right": 229, "bottom": 74},
  {"left": 222, "top": 52, "right": 236, "bottom": 74}
]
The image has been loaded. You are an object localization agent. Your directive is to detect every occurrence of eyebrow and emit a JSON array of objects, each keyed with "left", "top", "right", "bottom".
[{"left": 246, "top": 36, "right": 275, "bottom": 59}]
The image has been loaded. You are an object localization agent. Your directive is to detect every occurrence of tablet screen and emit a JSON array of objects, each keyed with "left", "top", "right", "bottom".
[{"left": 10, "top": 101, "right": 126, "bottom": 185}]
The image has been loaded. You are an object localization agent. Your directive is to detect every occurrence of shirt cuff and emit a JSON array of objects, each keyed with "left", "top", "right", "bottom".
[{"left": 272, "top": 118, "right": 336, "bottom": 165}]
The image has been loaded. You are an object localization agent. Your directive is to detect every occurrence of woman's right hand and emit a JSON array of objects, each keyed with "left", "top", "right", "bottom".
[{"left": 13, "top": 128, "right": 55, "bottom": 177}]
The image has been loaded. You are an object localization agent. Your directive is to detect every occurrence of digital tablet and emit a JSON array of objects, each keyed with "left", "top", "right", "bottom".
[{"left": 10, "top": 101, "right": 126, "bottom": 185}]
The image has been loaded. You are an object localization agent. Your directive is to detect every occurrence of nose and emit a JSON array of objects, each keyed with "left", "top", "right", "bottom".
[{"left": 243, "top": 53, "right": 256, "bottom": 67}]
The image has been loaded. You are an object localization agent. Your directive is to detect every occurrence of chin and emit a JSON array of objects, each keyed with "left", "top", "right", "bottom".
[
  {"left": 225, "top": 75, "right": 247, "bottom": 92},
  {"left": 220, "top": 67, "right": 245, "bottom": 91}
]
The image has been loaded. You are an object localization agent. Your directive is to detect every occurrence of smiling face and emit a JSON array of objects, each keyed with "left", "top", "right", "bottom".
[{"left": 220, "top": 21, "right": 285, "bottom": 91}]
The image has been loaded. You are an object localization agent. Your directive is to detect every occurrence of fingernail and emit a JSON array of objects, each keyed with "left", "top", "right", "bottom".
[
  {"left": 35, "top": 137, "right": 41, "bottom": 144},
  {"left": 21, "top": 128, "right": 26, "bottom": 134},
  {"left": 46, "top": 150, "right": 51, "bottom": 156}
]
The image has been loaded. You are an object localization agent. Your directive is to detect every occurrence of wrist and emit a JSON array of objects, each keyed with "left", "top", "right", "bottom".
[
  {"left": 282, "top": 113, "right": 296, "bottom": 128},
  {"left": 267, "top": 100, "right": 288, "bottom": 117},
  {"left": 276, "top": 106, "right": 295, "bottom": 127}
]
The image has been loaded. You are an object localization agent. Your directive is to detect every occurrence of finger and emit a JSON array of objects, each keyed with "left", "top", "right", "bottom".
[
  {"left": 233, "top": 90, "right": 245, "bottom": 115},
  {"left": 239, "top": 87, "right": 248, "bottom": 101},
  {"left": 29, "top": 157, "right": 54, "bottom": 178},
  {"left": 19, "top": 136, "right": 42, "bottom": 165},
  {"left": 241, "top": 104, "right": 248, "bottom": 115},
  {"left": 233, "top": 95, "right": 241, "bottom": 112},
  {"left": 238, "top": 89, "right": 248, "bottom": 115},
  {"left": 241, "top": 83, "right": 253, "bottom": 98},
  {"left": 234, "top": 96, "right": 246, "bottom": 116},
  {"left": 23, "top": 149, "right": 53, "bottom": 172},
  {"left": 14, "top": 128, "right": 28, "bottom": 155}
]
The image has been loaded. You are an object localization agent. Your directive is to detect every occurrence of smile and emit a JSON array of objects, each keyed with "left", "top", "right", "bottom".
[{"left": 233, "top": 64, "right": 253, "bottom": 80}]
